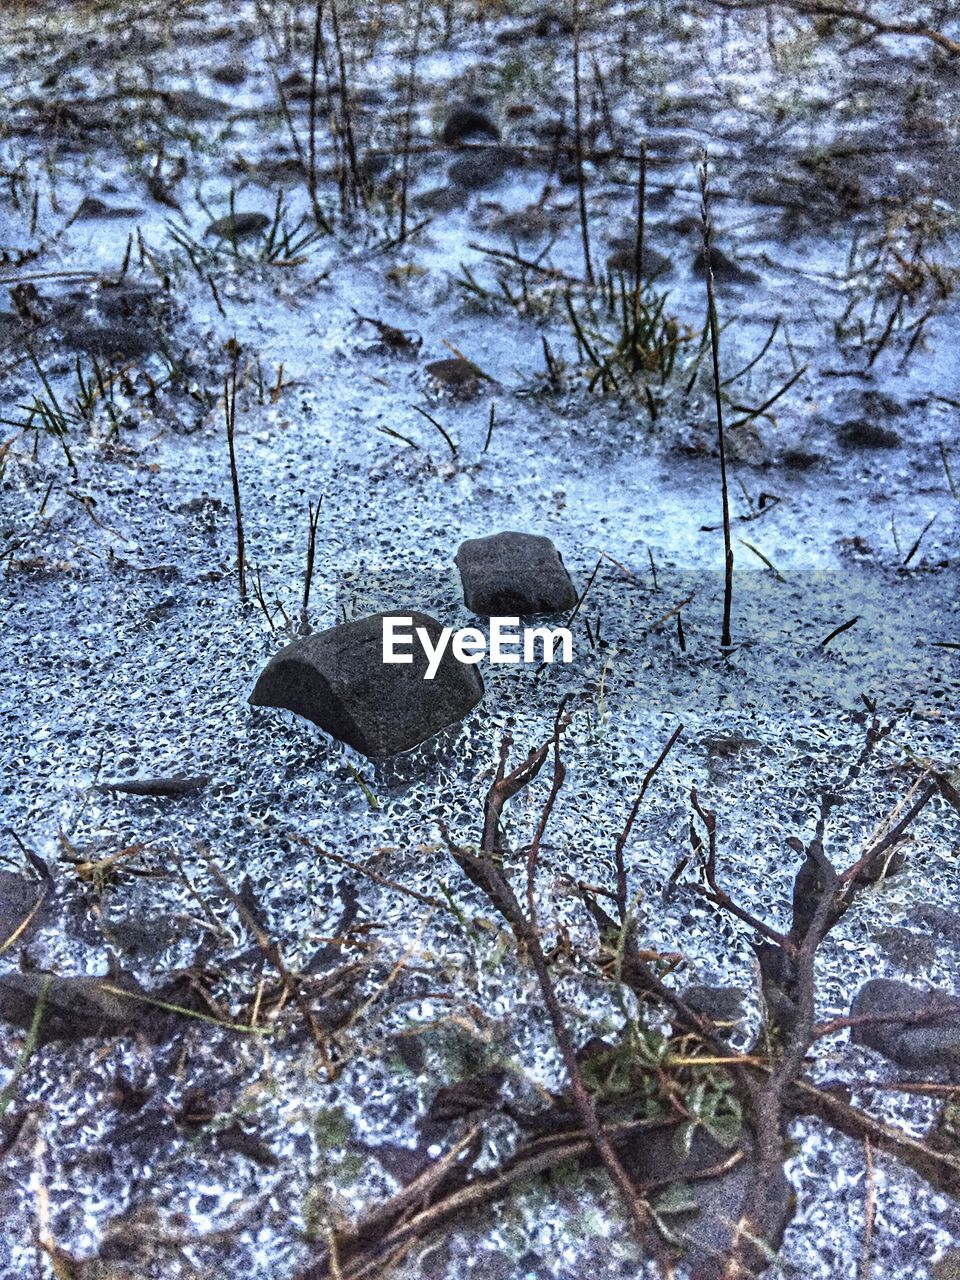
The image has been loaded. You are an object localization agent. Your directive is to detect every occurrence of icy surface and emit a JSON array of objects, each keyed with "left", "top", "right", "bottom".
[{"left": 0, "top": 1, "right": 959, "bottom": 1278}]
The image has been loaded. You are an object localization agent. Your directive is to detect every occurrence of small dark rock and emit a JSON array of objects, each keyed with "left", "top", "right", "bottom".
[
  {"left": 441, "top": 102, "right": 500, "bottom": 146},
  {"left": 162, "top": 89, "right": 227, "bottom": 121},
  {"left": 455, "top": 531, "right": 577, "bottom": 615},
  {"left": 71, "top": 196, "right": 142, "bottom": 221},
  {"left": 605, "top": 238, "right": 672, "bottom": 280},
  {"left": 249, "top": 610, "right": 484, "bottom": 758},
  {"left": 692, "top": 245, "right": 759, "bottom": 284},
  {"left": 96, "top": 774, "right": 210, "bottom": 797},
  {"left": 0, "top": 872, "right": 47, "bottom": 948},
  {"left": 423, "top": 1068, "right": 506, "bottom": 1128},
  {"left": 96, "top": 284, "right": 162, "bottom": 320},
  {"left": 205, "top": 211, "right": 270, "bottom": 240},
  {"left": 416, "top": 185, "right": 467, "bottom": 213},
  {"left": 279, "top": 70, "right": 312, "bottom": 100},
  {"left": 909, "top": 904, "right": 960, "bottom": 948},
  {"left": 0, "top": 971, "right": 150, "bottom": 1044},
  {"left": 488, "top": 204, "right": 564, "bottom": 242},
  {"left": 835, "top": 419, "right": 902, "bottom": 449},
  {"left": 533, "top": 9, "right": 574, "bottom": 36},
  {"left": 425, "top": 356, "right": 483, "bottom": 394},
  {"left": 683, "top": 984, "right": 746, "bottom": 1027},
  {"left": 671, "top": 212, "right": 703, "bottom": 235},
  {"left": 360, "top": 150, "right": 393, "bottom": 183},
  {"left": 850, "top": 979, "right": 960, "bottom": 1073},
  {"left": 781, "top": 447, "right": 822, "bottom": 470},
  {"left": 62, "top": 324, "right": 157, "bottom": 358},
  {"left": 873, "top": 927, "right": 937, "bottom": 974},
  {"left": 623, "top": 1128, "right": 791, "bottom": 1279},
  {"left": 448, "top": 146, "right": 519, "bottom": 191},
  {"left": 211, "top": 61, "right": 246, "bottom": 87}
]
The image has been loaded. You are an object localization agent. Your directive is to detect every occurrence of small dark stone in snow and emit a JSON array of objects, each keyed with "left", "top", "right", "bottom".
[
  {"left": 872, "top": 927, "right": 936, "bottom": 974},
  {"left": 909, "top": 904, "right": 960, "bottom": 947},
  {"left": 683, "top": 984, "right": 746, "bottom": 1026},
  {"left": 63, "top": 324, "right": 157, "bottom": 358},
  {"left": 623, "top": 1128, "right": 791, "bottom": 1277},
  {"left": 161, "top": 89, "right": 228, "bottom": 120},
  {"left": 0, "top": 971, "right": 149, "bottom": 1044},
  {"left": 441, "top": 103, "right": 500, "bottom": 146},
  {"left": 850, "top": 979, "right": 960, "bottom": 1073},
  {"left": 425, "top": 356, "right": 482, "bottom": 393},
  {"left": 455, "top": 531, "right": 577, "bottom": 615},
  {"left": 835, "top": 419, "right": 902, "bottom": 449},
  {"left": 360, "top": 150, "right": 392, "bottom": 182},
  {"left": 0, "top": 872, "right": 46, "bottom": 946},
  {"left": 605, "top": 238, "right": 672, "bottom": 279},
  {"left": 692, "top": 245, "right": 759, "bottom": 283},
  {"left": 448, "top": 146, "right": 519, "bottom": 190},
  {"left": 72, "top": 195, "right": 141, "bottom": 220},
  {"left": 96, "top": 774, "right": 210, "bottom": 797},
  {"left": 249, "top": 611, "right": 484, "bottom": 758},
  {"left": 211, "top": 60, "right": 246, "bottom": 86},
  {"left": 205, "top": 211, "right": 270, "bottom": 240},
  {"left": 781, "top": 447, "right": 822, "bottom": 470},
  {"left": 96, "top": 284, "right": 161, "bottom": 319},
  {"left": 416, "top": 186, "right": 467, "bottom": 213}
]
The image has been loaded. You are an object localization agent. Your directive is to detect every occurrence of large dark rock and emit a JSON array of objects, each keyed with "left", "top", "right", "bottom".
[
  {"left": 455, "top": 532, "right": 577, "bottom": 616},
  {"left": 249, "top": 611, "right": 484, "bottom": 758},
  {"left": 850, "top": 979, "right": 960, "bottom": 1073}
]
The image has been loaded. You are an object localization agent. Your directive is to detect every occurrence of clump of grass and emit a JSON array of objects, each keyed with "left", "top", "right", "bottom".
[
  {"left": 0, "top": 349, "right": 80, "bottom": 473},
  {"left": 564, "top": 273, "right": 696, "bottom": 418},
  {"left": 835, "top": 198, "right": 958, "bottom": 369}
]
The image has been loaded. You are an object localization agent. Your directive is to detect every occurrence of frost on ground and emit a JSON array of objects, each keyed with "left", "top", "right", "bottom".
[{"left": 0, "top": 1, "right": 959, "bottom": 1278}]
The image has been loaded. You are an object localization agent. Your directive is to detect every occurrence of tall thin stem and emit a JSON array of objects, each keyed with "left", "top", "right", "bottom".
[
  {"left": 225, "top": 361, "right": 247, "bottom": 601},
  {"left": 632, "top": 139, "right": 646, "bottom": 331},
  {"left": 699, "top": 152, "right": 733, "bottom": 650},
  {"left": 399, "top": 0, "right": 425, "bottom": 242},
  {"left": 572, "top": 0, "right": 593, "bottom": 285}
]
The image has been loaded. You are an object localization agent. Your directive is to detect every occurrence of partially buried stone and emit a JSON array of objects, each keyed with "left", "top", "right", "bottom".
[
  {"left": 0, "top": 872, "right": 46, "bottom": 947},
  {"left": 835, "top": 419, "right": 902, "bottom": 449},
  {"left": 441, "top": 102, "right": 500, "bottom": 145},
  {"left": 455, "top": 531, "right": 577, "bottom": 615},
  {"left": 425, "top": 356, "right": 482, "bottom": 395},
  {"left": 0, "top": 971, "right": 149, "bottom": 1044},
  {"left": 205, "top": 211, "right": 270, "bottom": 240},
  {"left": 850, "top": 979, "right": 960, "bottom": 1073},
  {"left": 63, "top": 324, "right": 158, "bottom": 358},
  {"left": 622, "top": 1127, "right": 792, "bottom": 1278},
  {"left": 693, "top": 244, "right": 758, "bottom": 284},
  {"left": 249, "top": 611, "right": 484, "bottom": 758},
  {"left": 448, "top": 146, "right": 518, "bottom": 191},
  {"left": 605, "top": 239, "right": 672, "bottom": 280},
  {"left": 71, "top": 195, "right": 142, "bottom": 221}
]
